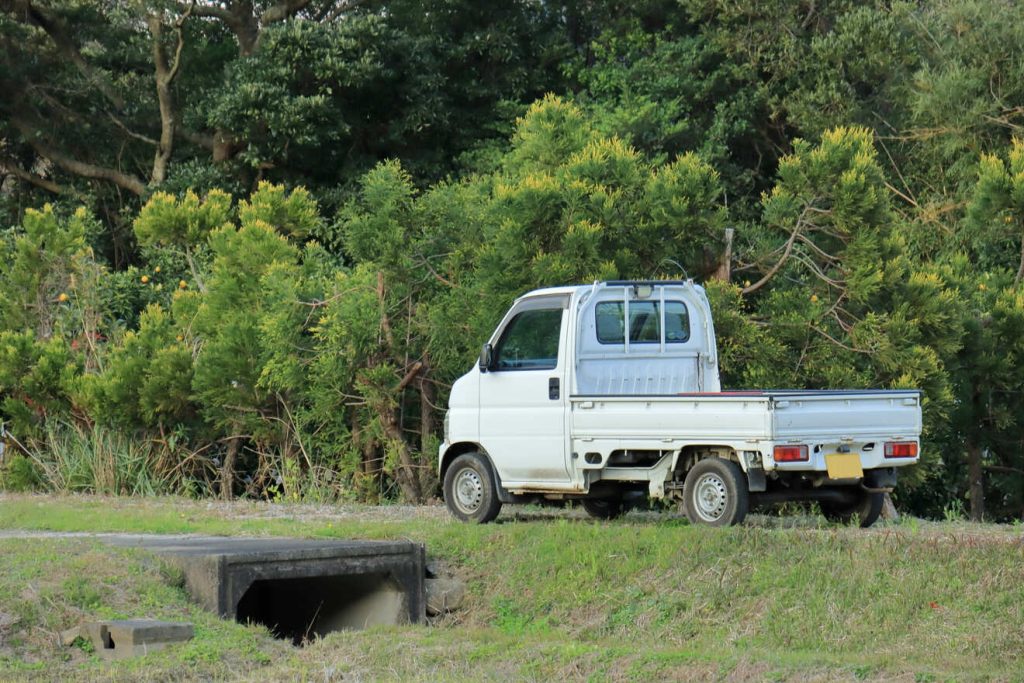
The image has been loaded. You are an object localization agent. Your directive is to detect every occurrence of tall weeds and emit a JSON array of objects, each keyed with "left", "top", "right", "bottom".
[{"left": 27, "top": 423, "right": 179, "bottom": 496}]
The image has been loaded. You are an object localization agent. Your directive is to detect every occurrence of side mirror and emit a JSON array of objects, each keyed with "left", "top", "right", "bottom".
[{"left": 479, "top": 343, "right": 494, "bottom": 372}]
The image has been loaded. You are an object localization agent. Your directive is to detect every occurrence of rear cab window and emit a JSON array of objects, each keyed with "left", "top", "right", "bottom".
[{"left": 595, "top": 301, "right": 689, "bottom": 345}]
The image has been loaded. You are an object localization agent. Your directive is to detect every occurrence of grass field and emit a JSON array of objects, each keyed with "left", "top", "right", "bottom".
[{"left": 0, "top": 494, "right": 1021, "bottom": 681}]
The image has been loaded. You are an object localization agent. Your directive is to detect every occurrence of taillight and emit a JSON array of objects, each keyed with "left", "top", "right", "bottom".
[
  {"left": 773, "top": 445, "right": 809, "bottom": 462},
  {"left": 884, "top": 442, "right": 918, "bottom": 458}
]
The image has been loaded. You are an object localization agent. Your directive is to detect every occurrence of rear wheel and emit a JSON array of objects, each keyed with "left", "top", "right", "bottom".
[
  {"left": 581, "top": 498, "right": 623, "bottom": 520},
  {"left": 683, "top": 458, "right": 749, "bottom": 526},
  {"left": 443, "top": 453, "right": 502, "bottom": 523},
  {"left": 821, "top": 490, "right": 884, "bottom": 528}
]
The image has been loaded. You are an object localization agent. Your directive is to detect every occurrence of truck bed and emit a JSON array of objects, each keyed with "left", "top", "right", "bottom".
[{"left": 569, "top": 389, "right": 922, "bottom": 472}]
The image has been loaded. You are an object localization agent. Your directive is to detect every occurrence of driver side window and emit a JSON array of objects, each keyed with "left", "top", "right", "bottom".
[{"left": 493, "top": 308, "right": 563, "bottom": 370}]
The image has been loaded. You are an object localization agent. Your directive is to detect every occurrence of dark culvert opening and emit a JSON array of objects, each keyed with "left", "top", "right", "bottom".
[{"left": 235, "top": 572, "right": 405, "bottom": 645}]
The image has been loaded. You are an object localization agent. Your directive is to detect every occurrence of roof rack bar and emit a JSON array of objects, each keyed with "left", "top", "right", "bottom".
[{"left": 603, "top": 279, "right": 691, "bottom": 286}]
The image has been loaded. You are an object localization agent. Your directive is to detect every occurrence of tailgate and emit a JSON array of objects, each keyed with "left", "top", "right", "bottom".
[{"left": 770, "top": 390, "right": 922, "bottom": 441}]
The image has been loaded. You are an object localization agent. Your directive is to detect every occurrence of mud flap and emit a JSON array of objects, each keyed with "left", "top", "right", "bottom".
[
  {"left": 746, "top": 467, "right": 767, "bottom": 492},
  {"left": 742, "top": 451, "right": 767, "bottom": 492},
  {"left": 864, "top": 467, "right": 898, "bottom": 490}
]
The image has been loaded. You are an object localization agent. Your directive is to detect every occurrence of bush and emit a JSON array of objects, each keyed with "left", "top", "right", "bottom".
[{"left": 0, "top": 454, "right": 43, "bottom": 492}]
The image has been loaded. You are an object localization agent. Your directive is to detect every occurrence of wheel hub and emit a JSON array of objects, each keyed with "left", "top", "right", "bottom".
[
  {"left": 693, "top": 473, "right": 728, "bottom": 522},
  {"left": 453, "top": 469, "right": 483, "bottom": 513}
]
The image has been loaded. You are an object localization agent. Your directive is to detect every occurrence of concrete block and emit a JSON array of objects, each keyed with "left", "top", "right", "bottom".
[
  {"left": 85, "top": 619, "right": 193, "bottom": 659},
  {"left": 59, "top": 625, "right": 82, "bottom": 647},
  {"left": 425, "top": 577, "right": 466, "bottom": 616}
]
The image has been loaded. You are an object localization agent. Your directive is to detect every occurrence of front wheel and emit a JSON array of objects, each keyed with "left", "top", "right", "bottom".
[
  {"left": 443, "top": 452, "right": 502, "bottom": 523},
  {"left": 682, "top": 458, "right": 749, "bottom": 527},
  {"left": 821, "top": 490, "right": 884, "bottom": 528}
]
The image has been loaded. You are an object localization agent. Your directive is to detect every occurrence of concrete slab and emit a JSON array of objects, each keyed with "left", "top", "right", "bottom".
[
  {"left": 83, "top": 619, "right": 194, "bottom": 659},
  {"left": 101, "top": 535, "right": 426, "bottom": 642}
]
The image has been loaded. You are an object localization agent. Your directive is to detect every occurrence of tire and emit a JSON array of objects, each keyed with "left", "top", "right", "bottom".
[
  {"left": 443, "top": 452, "right": 502, "bottom": 523},
  {"left": 820, "top": 490, "right": 884, "bottom": 528},
  {"left": 682, "top": 458, "right": 749, "bottom": 527},
  {"left": 581, "top": 498, "right": 623, "bottom": 520}
]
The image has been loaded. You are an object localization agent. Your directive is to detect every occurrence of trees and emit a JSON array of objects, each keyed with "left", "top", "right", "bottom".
[
  {"left": 5, "top": 0, "right": 1024, "bottom": 517},
  {"left": 726, "top": 129, "right": 959, "bottom": 496},
  {"left": 0, "top": 0, "right": 577, "bottom": 252}
]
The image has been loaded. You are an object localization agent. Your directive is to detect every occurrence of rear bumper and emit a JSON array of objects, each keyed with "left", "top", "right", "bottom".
[
  {"left": 765, "top": 440, "right": 919, "bottom": 473},
  {"left": 750, "top": 469, "right": 899, "bottom": 503}
]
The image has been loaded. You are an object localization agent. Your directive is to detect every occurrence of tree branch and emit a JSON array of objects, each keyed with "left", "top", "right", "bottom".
[
  {"left": 260, "top": 0, "right": 312, "bottom": 24},
  {"left": 376, "top": 270, "right": 397, "bottom": 352},
  {"left": 175, "top": 0, "right": 234, "bottom": 23},
  {"left": 1015, "top": 235, "right": 1024, "bottom": 285},
  {"left": 984, "top": 464, "right": 1024, "bottom": 476},
  {"left": 177, "top": 128, "right": 216, "bottom": 150},
  {"left": 741, "top": 208, "right": 809, "bottom": 295},
  {"left": 147, "top": 5, "right": 192, "bottom": 185},
  {"left": 0, "top": 155, "right": 65, "bottom": 194},
  {"left": 810, "top": 325, "right": 871, "bottom": 354},
  {"left": 11, "top": 114, "right": 147, "bottom": 195},
  {"left": 168, "top": 10, "right": 189, "bottom": 83},
  {"left": 322, "top": 0, "right": 367, "bottom": 22},
  {"left": 172, "top": 1, "right": 256, "bottom": 55},
  {"left": 148, "top": 8, "right": 190, "bottom": 185},
  {"left": 397, "top": 361, "right": 424, "bottom": 392},
  {"left": 11, "top": 0, "right": 126, "bottom": 111},
  {"left": 108, "top": 113, "right": 159, "bottom": 147}
]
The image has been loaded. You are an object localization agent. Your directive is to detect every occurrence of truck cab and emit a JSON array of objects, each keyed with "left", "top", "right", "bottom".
[{"left": 439, "top": 281, "right": 921, "bottom": 526}]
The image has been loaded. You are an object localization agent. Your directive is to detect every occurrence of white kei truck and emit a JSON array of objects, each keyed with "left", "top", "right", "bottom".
[{"left": 438, "top": 281, "right": 922, "bottom": 527}]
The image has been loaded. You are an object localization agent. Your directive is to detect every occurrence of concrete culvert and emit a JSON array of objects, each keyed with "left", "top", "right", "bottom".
[
  {"left": 100, "top": 535, "right": 426, "bottom": 644},
  {"left": 236, "top": 573, "right": 406, "bottom": 645}
]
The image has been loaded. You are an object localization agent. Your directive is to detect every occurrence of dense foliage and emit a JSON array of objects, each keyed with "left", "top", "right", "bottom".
[{"left": 2, "top": 0, "right": 1024, "bottom": 520}]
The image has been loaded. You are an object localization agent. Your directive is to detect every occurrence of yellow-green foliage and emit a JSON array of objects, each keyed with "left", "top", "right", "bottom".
[
  {"left": 0, "top": 205, "right": 103, "bottom": 337},
  {"left": 239, "top": 182, "right": 321, "bottom": 240},
  {"left": 133, "top": 190, "right": 233, "bottom": 248},
  {"left": 79, "top": 305, "right": 193, "bottom": 429}
]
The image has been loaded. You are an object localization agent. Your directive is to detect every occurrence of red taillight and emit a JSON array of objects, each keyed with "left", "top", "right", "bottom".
[
  {"left": 884, "top": 442, "right": 918, "bottom": 458},
  {"left": 774, "top": 445, "right": 809, "bottom": 462}
]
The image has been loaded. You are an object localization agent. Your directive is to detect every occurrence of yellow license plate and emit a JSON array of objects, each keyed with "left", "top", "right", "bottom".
[{"left": 825, "top": 453, "right": 864, "bottom": 479}]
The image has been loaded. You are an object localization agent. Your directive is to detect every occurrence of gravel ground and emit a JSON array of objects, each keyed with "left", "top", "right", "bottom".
[{"left": 1, "top": 492, "right": 1022, "bottom": 544}]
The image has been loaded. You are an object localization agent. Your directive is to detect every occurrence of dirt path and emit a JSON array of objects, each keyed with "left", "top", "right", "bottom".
[{"left": 1, "top": 493, "right": 1021, "bottom": 544}]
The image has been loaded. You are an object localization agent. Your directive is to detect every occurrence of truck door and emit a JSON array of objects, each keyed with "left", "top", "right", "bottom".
[{"left": 479, "top": 296, "right": 570, "bottom": 485}]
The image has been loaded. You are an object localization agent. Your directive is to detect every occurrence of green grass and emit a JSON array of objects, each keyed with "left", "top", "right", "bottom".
[{"left": 0, "top": 494, "right": 1022, "bottom": 681}]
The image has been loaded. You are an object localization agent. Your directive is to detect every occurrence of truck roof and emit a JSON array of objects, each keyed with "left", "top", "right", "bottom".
[{"left": 517, "top": 280, "right": 699, "bottom": 302}]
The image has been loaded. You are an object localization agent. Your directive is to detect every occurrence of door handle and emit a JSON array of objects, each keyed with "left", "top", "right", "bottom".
[{"left": 549, "top": 377, "right": 560, "bottom": 400}]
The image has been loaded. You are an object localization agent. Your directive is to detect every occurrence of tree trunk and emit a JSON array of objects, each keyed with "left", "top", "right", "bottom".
[
  {"left": 967, "top": 384, "right": 985, "bottom": 522},
  {"left": 712, "top": 227, "right": 734, "bottom": 282},
  {"left": 967, "top": 438, "right": 985, "bottom": 522},
  {"left": 147, "top": 13, "right": 183, "bottom": 185},
  {"left": 419, "top": 372, "right": 437, "bottom": 494},
  {"left": 378, "top": 407, "right": 423, "bottom": 503},
  {"left": 418, "top": 375, "right": 434, "bottom": 455},
  {"left": 221, "top": 436, "right": 240, "bottom": 500}
]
